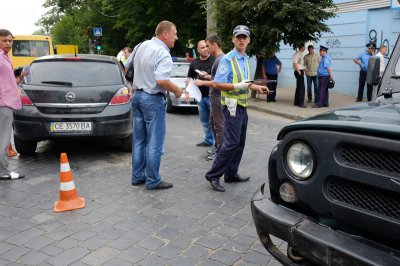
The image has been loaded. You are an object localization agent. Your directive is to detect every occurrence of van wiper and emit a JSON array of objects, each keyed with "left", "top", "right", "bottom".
[
  {"left": 391, "top": 75, "right": 400, "bottom": 79},
  {"left": 41, "top": 81, "right": 73, "bottom": 86}
]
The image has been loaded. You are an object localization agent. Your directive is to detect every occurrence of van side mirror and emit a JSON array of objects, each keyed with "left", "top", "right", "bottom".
[{"left": 367, "top": 56, "right": 380, "bottom": 86}]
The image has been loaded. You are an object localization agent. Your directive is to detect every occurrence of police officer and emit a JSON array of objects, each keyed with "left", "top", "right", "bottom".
[
  {"left": 205, "top": 25, "right": 269, "bottom": 192},
  {"left": 353, "top": 42, "right": 375, "bottom": 102},
  {"left": 313, "top": 45, "right": 332, "bottom": 108}
]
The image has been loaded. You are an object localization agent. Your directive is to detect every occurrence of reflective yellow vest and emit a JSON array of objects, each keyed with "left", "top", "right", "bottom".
[{"left": 221, "top": 51, "right": 251, "bottom": 107}]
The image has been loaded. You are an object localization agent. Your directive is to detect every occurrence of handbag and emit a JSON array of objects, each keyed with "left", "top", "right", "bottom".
[
  {"left": 125, "top": 42, "right": 143, "bottom": 82},
  {"left": 328, "top": 78, "right": 335, "bottom": 89}
]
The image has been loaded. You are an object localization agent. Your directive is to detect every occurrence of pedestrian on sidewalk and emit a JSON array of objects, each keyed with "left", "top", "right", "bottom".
[
  {"left": 187, "top": 40, "right": 215, "bottom": 148},
  {"left": 353, "top": 42, "right": 375, "bottom": 102},
  {"left": 304, "top": 45, "right": 321, "bottom": 103},
  {"left": 131, "top": 21, "right": 183, "bottom": 190},
  {"left": 313, "top": 45, "right": 333, "bottom": 108},
  {"left": 205, "top": 25, "right": 269, "bottom": 192},
  {"left": 261, "top": 52, "right": 281, "bottom": 102},
  {"left": 194, "top": 34, "right": 225, "bottom": 161},
  {"left": 0, "top": 29, "right": 24, "bottom": 179},
  {"left": 376, "top": 45, "right": 388, "bottom": 77},
  {"left": 292, "top": 43, "right": 307, "bottom": 108}
]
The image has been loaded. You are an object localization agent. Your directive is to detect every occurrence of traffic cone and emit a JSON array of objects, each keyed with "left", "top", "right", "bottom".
[
  {"left": 8, "top": 143, "right": 17, "bottom": 157},
  {"left": 54, "top": 153, "right": 85, "bottom": 212}
]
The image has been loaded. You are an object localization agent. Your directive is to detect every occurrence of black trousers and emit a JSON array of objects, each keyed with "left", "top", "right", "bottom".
[
  {"left": 357, "top": 70, "right": 373, "bottom": 101},
  {"left": 294, "top": 70, "right": 305, "bottom": 106},
  {"left": 266, "top": 73, "right": 278, "bottom": 101}
]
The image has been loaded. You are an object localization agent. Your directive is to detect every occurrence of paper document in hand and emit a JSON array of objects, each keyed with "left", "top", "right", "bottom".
[{"left": 186, "top": 78, "right": 202, "bottom": 102}]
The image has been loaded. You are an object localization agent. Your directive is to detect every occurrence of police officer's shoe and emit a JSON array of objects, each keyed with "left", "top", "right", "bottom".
[
  {"left": 224, "top": 175, "right": 250, "bottom": 183},
  {"left": 210, "top": 180, "right": 225, "bottom": 192}
]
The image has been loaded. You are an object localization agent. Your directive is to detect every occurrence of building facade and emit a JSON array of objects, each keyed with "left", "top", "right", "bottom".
[{"left": 276, "top": 0, "right": 400, "bottom": 96}]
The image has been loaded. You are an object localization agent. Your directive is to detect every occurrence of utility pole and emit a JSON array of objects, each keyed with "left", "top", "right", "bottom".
[{"left": 207, "top": 0, "right": 217, "bottom": 35}]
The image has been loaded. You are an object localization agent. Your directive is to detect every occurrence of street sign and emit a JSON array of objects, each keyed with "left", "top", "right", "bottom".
[{"left": 93, "top": 27, "right": 103, "bottom": 36}]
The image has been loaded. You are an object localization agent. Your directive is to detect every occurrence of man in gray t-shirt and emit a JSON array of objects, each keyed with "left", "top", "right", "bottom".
[{"left": 194, "top": 35, "right": 224, "bottom": 160}]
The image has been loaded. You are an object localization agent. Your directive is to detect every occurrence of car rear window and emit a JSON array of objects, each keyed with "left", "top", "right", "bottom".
[{"left": 27, "top": 60, "right": 122, "bottom": 86}]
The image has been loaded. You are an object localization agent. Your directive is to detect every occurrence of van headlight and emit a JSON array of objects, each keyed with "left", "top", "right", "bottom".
[{"left": 285, "top": 142, "right": 314, "bottom": 180}]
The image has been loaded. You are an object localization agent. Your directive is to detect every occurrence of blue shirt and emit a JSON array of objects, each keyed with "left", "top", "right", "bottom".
[
  {"left": 214, "top": 48, "right": 249, "bottom": 84},
  {"left": 357, "top": 52, "right": 372, "bottom": 72},
  {"left": 132, "top": 37, "right": 172, "bottom": 95},
  {"left": 317, "top": 54, "right": 331, "bottom": 76},
  {"left": 263, "top": 56, "right": 281, "bottom": 75}
]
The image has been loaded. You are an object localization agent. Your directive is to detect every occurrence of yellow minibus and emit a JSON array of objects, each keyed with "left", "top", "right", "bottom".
[{"left": 10, "top": 35, "right": 54, "bottom": 68}]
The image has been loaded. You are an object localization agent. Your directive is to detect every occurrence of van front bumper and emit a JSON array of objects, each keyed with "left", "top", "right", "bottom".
[{"left": 251, "top": 184, "right": 400, "bottom": 266}]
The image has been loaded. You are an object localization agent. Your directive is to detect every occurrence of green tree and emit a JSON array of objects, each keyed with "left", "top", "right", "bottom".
[
  {"left": 213, "top": 0, "right": 336, "bottom": 56},
  {"left": 39, "top": 0, "right": 207, "bottom": 56}
]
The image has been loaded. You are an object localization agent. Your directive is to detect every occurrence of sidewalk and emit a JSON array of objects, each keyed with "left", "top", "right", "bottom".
[{"left": 248, "top": 86, "right": 356, "bottom": 120}]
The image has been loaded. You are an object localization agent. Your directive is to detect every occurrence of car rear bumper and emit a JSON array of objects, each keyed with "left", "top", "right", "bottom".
[
  {"left": 251, "top": 184, "right": 400, "bottom": 266},
  {"left": 13, "top": 104, "right": 132, "bottom": 141}
]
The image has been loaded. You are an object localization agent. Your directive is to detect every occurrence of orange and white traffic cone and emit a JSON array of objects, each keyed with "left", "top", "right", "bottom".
[
  {"left": 54, "top": 153, "right": 85, "bottom": 212},
  {"left": 8, "top": 143, "right": 17, "bottom": 157}
]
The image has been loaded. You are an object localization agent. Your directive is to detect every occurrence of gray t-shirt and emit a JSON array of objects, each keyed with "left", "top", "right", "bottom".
[{"left": 210, "top": 53, "right": 224, "bottom": 97}]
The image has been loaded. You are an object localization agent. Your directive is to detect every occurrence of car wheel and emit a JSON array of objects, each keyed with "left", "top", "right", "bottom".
[
  {"left": 166, "top": 93, "right": 175, "bottom": 113},
  {"left": 14, "top": 135, "right": 37, "bottom": 155},
  {"left": 121, "top": 134, "right": 132, "bottom": 152}
]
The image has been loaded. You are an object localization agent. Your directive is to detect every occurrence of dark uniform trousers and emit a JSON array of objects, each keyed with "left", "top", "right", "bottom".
[
  {"left": 266, "top": 73, "right": 278, "bottom": 101},
  {"left": 205, "top": 105, "right": 248, "bottom": 181},
  {"left": 317, "top": 75, "right": 329, "bottom": 107},
  {"left": 294, "top": 70, "right": 305, "bottom": 106},
  {"left": 357, "top": 70, "right": 373, "bottom": 101}
]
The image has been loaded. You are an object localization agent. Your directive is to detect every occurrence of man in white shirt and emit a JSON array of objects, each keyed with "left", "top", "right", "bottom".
[
  {"left": 292, "top": 43, "right": 307, "bottom": 108},
  {"left": 376, "top": 45, "right": 387, "bottom": 76}
]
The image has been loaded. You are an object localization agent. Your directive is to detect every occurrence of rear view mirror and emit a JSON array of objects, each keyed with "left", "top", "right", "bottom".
[{"left": 367, "top": 56, "right": 380, "bottom": 86}]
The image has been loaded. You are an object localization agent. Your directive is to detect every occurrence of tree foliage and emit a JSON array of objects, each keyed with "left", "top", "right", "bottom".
[
  {"left": 38, "top": 0, "right": 207, "bottom": 55},
  {"left": 213, "top": 0, "right": 336, "bottom": 56}
]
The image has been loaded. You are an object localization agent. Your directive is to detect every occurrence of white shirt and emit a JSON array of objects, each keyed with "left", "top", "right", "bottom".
[
  {"left": 376, "top": 52, "right": 385, "bottom": 76},
  {"left": 292, "top": 51, "right": 305, "bottom": 70}
]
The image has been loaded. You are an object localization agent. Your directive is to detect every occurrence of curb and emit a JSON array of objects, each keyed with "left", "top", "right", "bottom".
[{"left": 247, "top": 103, "right": 307, "bottom": 121}]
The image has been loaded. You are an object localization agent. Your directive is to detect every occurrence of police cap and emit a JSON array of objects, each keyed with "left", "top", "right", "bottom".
[
  {"left": 366, "top": 42, "right": 376, "bottom": 49},
  {"left": 233, "top": 25, "right": 250, "bottom": 37},
  {"left": 319, "top": 45, "right": 328, "bottom": 51}
]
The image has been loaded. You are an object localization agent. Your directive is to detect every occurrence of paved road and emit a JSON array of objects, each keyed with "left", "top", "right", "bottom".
[{"left": 1, "top": 109, "right": 291, "bottom": 265}]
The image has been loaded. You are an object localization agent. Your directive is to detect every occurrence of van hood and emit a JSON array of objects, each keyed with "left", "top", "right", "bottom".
[{"left": 278, "top": 99, "right": 400, "bottom": 140}]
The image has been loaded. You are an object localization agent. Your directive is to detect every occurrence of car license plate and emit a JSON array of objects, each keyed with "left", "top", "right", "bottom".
[{"left": 50, "top": 122, "right": 92, "bottom": 132}]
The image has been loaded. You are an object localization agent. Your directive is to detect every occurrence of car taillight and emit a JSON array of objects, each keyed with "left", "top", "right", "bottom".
[
  {"left": 18, "top": 87, "right": 33, "bottom": 106},
  {"left": 109, "top": 87, "right": 132, "bottom": 105}
]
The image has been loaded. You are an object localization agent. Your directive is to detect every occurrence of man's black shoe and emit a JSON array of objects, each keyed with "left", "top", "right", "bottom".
[
  {"left": 298, "top": 105, "right": 307, "bottom": 108},
  {"left": 151, "top": 181, "right": 173, "bottom": 190},
  {"left": 196, "top": 141, "right": 212, "bottom": 147},
  {"left": 356, "top": 99, "right": 362, "bottom": 102},
  {"left": 210, "top": 180, "right": 225, "bottom": 192},
  {"left": 224, "top": 175, "right": 250, "bottom": 183},
  {"left": 132, "top": 179, "right": 145, "bottom": 186}
]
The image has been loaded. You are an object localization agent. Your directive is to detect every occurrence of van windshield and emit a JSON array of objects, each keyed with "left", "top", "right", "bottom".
[{"left": 12, "top": 41, "right": 50, "bottom": 57}]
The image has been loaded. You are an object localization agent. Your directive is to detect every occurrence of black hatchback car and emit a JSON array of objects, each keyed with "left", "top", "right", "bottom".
[
  {"left": 252, "top": 35, "right": 400, "bottom": 265},
  {"left": 14, "top": 54, "right": 133, "bottom": 155}
]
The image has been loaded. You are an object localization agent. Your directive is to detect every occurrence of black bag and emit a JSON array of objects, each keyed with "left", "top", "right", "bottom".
[
  {"left": 328, "top": 78, "right": 335, "bottom": 89},
  {"left": 125, "top": 42, "right": 143, "bottom": 82},
  {"left": 125, "top": 63, "right": 134, "bottom": 82}
]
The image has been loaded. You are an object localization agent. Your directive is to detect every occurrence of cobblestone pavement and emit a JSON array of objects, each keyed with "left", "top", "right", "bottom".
[{"left": 1, "top": 109, "right": 291, "bottom": 265}]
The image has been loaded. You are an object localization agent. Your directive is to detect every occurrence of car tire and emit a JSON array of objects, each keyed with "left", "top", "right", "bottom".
[
  {"left": 121, "top": 134, "right": 132, "bottom": 152},
  {"left": 14, "top": 135, "right": 37, "bottom": 155},
  {"left": 166, "top": 93, "right": 175, "bottom": 113}
]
